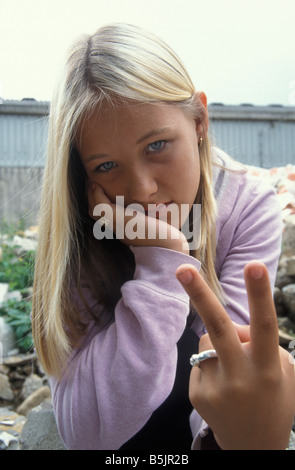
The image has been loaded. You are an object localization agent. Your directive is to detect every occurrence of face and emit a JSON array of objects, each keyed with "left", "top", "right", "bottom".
[{"left": 77, "top": 100, "right": 203, "bottom": 229}]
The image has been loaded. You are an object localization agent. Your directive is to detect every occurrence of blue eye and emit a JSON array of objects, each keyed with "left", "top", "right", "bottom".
[
  {"left": 96, "top": 161, "right": 115, "bottom": 173},
  {"left": 147, "top": 140, "right": 166, "bottom": 152}
]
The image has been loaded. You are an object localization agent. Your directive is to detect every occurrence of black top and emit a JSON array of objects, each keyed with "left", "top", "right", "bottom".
[{"left": 120, "top": 326, "right": 199, "bottom": 450}]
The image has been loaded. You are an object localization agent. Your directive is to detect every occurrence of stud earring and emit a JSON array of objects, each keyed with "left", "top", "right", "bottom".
[{"left": 198, "top": 136, "right": 203, "bottom": 146}]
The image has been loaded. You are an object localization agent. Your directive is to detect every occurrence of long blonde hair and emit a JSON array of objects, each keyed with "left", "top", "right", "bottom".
[{"left": 32, "top": 23, "right": 221, "bottom": 378}]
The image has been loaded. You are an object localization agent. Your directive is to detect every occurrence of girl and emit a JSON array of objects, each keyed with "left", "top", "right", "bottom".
[{"left": 32, "top": 23, "right": 295, "bottom": 450}]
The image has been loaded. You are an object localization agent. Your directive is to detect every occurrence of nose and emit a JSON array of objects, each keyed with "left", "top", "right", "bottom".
[{"left": 125, "top": 166, "right": 158, "bottom": 203}]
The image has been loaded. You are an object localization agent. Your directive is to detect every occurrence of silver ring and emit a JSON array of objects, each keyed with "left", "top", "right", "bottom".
[{"left": 190, "top": 349, "right": 218, "bottom": 367}]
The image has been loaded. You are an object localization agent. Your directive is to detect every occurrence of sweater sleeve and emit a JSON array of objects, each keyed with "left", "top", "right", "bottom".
[{"left": 50, "top": 246, "right": 200, "bottom": 450}]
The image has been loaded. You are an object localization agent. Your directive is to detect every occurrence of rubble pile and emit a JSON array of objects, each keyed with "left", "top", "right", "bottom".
[
  {"left": 247, "top": 164, "right": 295, "bottom": 344},
  {"left": 0, "top": 228, "right": 65, "bottom": 450},
  {"left": 0, "top": 353, "right": 65, "bottom": 450}
]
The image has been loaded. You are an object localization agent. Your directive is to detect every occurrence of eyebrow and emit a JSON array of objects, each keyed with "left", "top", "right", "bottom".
[
  {"left": 136, "top": 127, "right": 172, "bottom": 145},
  {"left": 84, "top": 127, "right": 172, "bottom": 163},
  {"left": 85, "top": 153, "right": 108, "bottom": 163}
]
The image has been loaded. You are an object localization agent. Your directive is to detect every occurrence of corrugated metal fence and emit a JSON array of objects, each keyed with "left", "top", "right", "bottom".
[
  {"left": 0, "top": 101, "right": 49, "bottom": 225},
  {"left": 209, "top": 104, "right": 295, "bottom": 168},
  {"left": 0, "top": 100, "right": 48, "bottom": 167}
]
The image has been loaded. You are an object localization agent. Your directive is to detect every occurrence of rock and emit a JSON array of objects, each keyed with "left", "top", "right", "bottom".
[
  {"left": 275, "top": 304, "right": 286, "bottom": 317},
  {"left": 6, "top": 290, "right": 22, "bottom": 302},
  {"left": 8, "top": 369, "right": 26, "bottom": 400},
  {"left": 0, "top": 407, "right": 26, "bottom": 437},
  {"left": 288, "top": 431, "right": 295, "bottom": 450},
  {"left": 282, "top": 284, "right": 295, "bottom": 324},
  {"left": 11, "top": 235, "right": 37, "bottom": 254},
  {"left": 0, "top": 350, "right": 62, "bottom": 450},
  {"left": 0, "top": 283, "right": 9, "bottom": 303},
  {"left": 278, "top": 328, "right": 295, "bottom": 347},
  {"left": 0, "top": 431, "right": 18, "bottom": 450},
  {"left": 3, "top": 352, "right": 35, "bottom": 368},
  {"left": 20, "top": 362, "right": 34, "bottom": 377},
  {"left": 20, "top": 373, "right": 45, "bottom": 401},
  {"left": 0, "top": 364, "right": 9, "bottom": 375},
  {"left": 278, "top": 254, "right": 289, "bottom": 270},
  {"left": 24, "top": 227, "right": 38, "bottom": 240},
  {"left": 19, "top": 399, "right": 66, "bottom": 450},
  {"left": 0, "top": 373, "right": 14, "bottom": 402},
  {"left": 273, "top": 286, "right": 284, "bottom": 318},
  {"left": 282, "top": 219, "right": 295, "bottom": 257},
  {"left": 275, "top": 268, "right": 294, "bottom": 289},
  {"left": 17, "top": 386, "right": 51, "bottom": 416},
  {"left": 278, "top": 317, "right": 294, "bottom": 349},
  {"left": 286, "top": 256, "right": 295, "bottom": 276},
  {"left": 0, "top": 317, "right": 16, "bottom": 357},
  {"left": 274, "top": 286, "right": 283, "bottom": 305}
]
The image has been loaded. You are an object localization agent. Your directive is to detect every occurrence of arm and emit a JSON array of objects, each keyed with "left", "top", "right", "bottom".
[{"left": 50, "top": 246, "right": 200, "bottom": 450}]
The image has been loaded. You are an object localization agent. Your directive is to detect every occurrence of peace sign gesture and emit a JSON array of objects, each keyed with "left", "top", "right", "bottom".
[{"left": 176, "top": 261, "right": 295, "bottom": 450}]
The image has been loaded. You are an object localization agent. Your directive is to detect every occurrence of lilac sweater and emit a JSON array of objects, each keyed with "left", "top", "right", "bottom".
[{"left": 50, "top": 151, "right": 282, "bottom": 450}]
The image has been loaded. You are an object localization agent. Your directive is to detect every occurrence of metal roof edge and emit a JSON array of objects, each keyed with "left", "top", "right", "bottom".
[
  {"left": 0, "top": 99, "right": 50, "bottom": 116},
  {"left": 208, "top": 103, "right": 295, "bottom": 121},
  {"left": 1, "top": 99, "right": 295, "bottom": 121}
]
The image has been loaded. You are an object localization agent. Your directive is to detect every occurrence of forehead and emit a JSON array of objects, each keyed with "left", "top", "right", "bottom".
[{"left": 77, "top": 100, "right": 193, "bottom": 143}]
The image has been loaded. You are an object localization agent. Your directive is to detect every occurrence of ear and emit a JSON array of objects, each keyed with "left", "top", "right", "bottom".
[{"left": 193, "top": 91, "right": 209, "bottom": 137}]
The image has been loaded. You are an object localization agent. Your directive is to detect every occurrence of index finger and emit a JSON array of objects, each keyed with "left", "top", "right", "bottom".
[
  {"left": 176, "top": 264, "right": 242, "bottom": 366},
  {"left": 244, "top": 261, "right": 280, "bottom": 366}
]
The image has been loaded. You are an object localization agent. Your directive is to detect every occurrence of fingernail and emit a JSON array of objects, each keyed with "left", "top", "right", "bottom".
[
  {"left": 177, "top": 270, "right": 193, "bottom": 285},
  {"left": 250, "top": 265, "right": 264, "bottom": 279}
]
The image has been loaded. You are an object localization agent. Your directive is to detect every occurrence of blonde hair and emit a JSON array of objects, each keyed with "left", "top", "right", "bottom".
[{"left": 32, "top": 23, "right": 221, "bottom": 378}]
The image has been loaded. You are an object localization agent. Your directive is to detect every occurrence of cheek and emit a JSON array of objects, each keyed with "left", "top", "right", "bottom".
[
  {"left": 92, "top": 178, "right": 126, "bottom": 205},
  {"left": 179, "top": 151, "right": 200, "bottom": 201}
]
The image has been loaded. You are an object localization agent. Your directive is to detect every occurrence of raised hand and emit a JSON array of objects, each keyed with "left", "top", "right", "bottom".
[
  {"left": 88, "top": 183, "right": 189, "bottom": 254},
  {"left": 176, "top": 261, "right": 295, "bottom": 450}
]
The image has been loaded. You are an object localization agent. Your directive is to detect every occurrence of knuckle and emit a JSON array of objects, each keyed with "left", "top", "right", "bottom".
[
  {"left": 216, "top": 375, "right": 252, "bottom": 405},
  {"left": 205, "top": 388, "right": 221, "bottom": 408},
  {"left": 260, "top": 368, "right": 282, "bottom": 388},
  {"left": 189, "top": 381, "right": 219, "bottom": 410},
  {"left": 206, "top": 315, "right": 228, "bottom": 340},
  {"left": 255, "top": 314, "right": 277, "bottom": 333},
  {"left": 224, "top": 377, "right": 246, "bottom": 397}
]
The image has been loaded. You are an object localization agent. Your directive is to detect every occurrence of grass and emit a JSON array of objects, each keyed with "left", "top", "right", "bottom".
[{"left": 0, "top": 221, "right": 35, "bottom": 353}]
